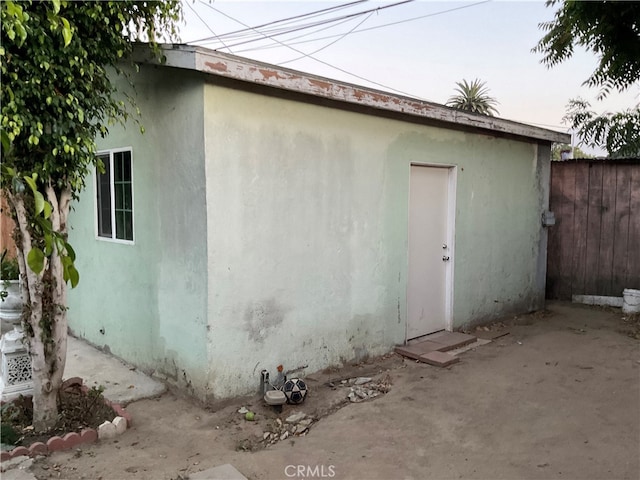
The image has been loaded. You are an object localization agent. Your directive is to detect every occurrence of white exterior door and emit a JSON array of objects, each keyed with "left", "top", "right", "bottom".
[{"left": 407, "top": 165, "right": 453, "bottom": 339}]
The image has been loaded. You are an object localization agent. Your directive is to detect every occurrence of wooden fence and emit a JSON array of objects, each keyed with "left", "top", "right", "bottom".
[
  {"left": 1, "top": 197, "right": 16, "bottom": 257},
  {"left": 546, "top": 159, "right": 640, "bottom": 300}
]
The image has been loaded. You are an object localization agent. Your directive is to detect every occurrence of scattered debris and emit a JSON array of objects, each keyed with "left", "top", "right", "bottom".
[
  {"left": 261, "top": 413, "right": 315, "bottom": 448},
  {"left": 353, "top": 377, "right": 372, "bottom": 385},
  {"left": 342, "top": 374, "right": 392, "bottom": 402},
  {"left": 285, "top": 412, "right": 306, "bottom": 424},
  {"left": 237, "top": 407, "right": 249, "bottom": 414}
]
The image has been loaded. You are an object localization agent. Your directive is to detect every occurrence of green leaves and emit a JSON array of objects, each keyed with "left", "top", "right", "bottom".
[
  {"left": 534, "top": 1, "right": 640, "bottom": 97},
  {"left": 563, "top": 98, "right": 640, "bottom": 158},
  {"left": 20, "top": 173, "right": 79, "bottom": 286},
  {"left": 27, "top": 247, "right": 45, "bottom": 274},
  {"left": 445, "top": 79, "right": 499, "bottom": 116},
  {"left": 1, "top": 1, "right": 181, "bottom": 289},
  {"left": 60, "top": 17, "right": 72, "bottom": 47}
]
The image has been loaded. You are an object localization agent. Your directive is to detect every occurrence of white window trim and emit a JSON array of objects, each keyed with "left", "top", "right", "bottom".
[{"left": 93, "top": 147, "right": 135, "bottom": 245}]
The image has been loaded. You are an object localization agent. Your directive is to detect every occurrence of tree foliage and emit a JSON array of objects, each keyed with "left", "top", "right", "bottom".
[
  {"left": 0, "top": 0, "right": 181, "bottom": 431},
  {"left": 563, "top": 98, "right": 640, "bottom": 158},
  {"left": 533, "top": 1, "right": 640, "bottom": 157},
  {"left": 533, "top": 0, "right": 640, "bottom": 98},
  {"left": 551, "top": 142, "right": 593, "bottom": 161},
  {"left": 445, "top": 79, "right": 499, "bottom": 116}
]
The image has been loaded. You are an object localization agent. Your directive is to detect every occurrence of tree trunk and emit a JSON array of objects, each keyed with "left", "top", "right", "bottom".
[{"left": 9, "top": 186, "right": 71, "bottom": 432}]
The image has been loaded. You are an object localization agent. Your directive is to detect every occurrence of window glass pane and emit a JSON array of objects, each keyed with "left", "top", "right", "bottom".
[
  {"left": 97, "top": 150, "right": 132, "bottom": 242},
  {"left": 122, "top": 151, "right": 132, "bottom": 180},
  {"left": 124, "top": 211, "right": 132, "bottom": 241},
  {"left": 96, "top": 154, "right": 112, "bottom": 237},
  {"left": 113, "top": 151, "right": 133, "bottom": 241},
  {"left": 124, "top": 184, "right": 132, "bottom": 210},
  {"left": 115, "top": 210, "right": 125, "bottom": 240},
  {"left": 115, "top": 183, "right": 124, "bottom": 210},
  {"left": 114, "top": 152, "right": 124, "bottom": 182}
]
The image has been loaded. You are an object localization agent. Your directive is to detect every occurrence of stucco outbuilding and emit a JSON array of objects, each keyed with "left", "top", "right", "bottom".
[{"left": 68, "top": 44, "right": 569, "bottom": 400}]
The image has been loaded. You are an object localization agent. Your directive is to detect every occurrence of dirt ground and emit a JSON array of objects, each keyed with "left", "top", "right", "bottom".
[{"left": 29, "top": 301, "right": 639, "bottom": 480}]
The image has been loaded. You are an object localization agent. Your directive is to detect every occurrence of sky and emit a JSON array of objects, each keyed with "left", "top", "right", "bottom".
[{"left": 178, "top": 0, "right": 638, "bottom": 153}]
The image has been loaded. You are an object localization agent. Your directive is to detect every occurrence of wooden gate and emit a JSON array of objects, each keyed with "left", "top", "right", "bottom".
[{"left": 546, "top": 159, "right": 640, "bottom": 300}]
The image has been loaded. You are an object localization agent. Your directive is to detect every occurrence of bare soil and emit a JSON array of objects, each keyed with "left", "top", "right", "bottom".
[
  {"left": 29, "top": 302, "right": 639, "bottom": 480},
  {"left": 2, "top": 385, "right": 116, "bottom": 447}
]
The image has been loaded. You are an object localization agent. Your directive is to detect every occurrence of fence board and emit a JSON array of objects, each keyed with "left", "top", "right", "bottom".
[
  {"left": 584, "top": 163, "right": 603, "bottom": 295},
  {"left": 597, "top": 165, "right": 617, "bottom": 294},
  {"left": 547, "top": 159, "right": 640, "bottom": 299},
  {"left": 628, "top": 166, "right": 640, "bottom": 289},
  {"left": 611, "top": 166, "right": 631, "bottom": 295},
  {"left": 571, "top": 163, "right": 590, "bottom": 295}
]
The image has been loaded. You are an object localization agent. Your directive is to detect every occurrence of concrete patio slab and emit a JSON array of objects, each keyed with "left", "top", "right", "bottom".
[{"left": 64, "top": 335, "right": 165, "bottom": 404}]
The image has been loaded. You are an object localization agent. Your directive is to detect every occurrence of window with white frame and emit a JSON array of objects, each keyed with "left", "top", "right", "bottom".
[{"left": 95, "top": 149, "right": 134, "bottom": 242}]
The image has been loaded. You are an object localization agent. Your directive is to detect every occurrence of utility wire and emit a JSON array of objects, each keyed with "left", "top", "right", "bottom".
[
  {"left": 277, "top": 12, "right": 374, "bottom": 66},
  {"left": 189, "top": 3, "right": 565, "bottom": 131},
  {"left": 197, "top": 0, "right": 415, "bottom": 51},
  {"left": 221, "top": 15, "right": 361, "bottom": 52},
  {"left": 188, "top": 0, "right": 368, "bottom": 45},
  {"left": 185, "top": 1, "right": 234, "bottom": 53},
  {"left": 198, "top": 1, "right": 425, "bottom": 99},
  {"left": 235, "top": 0, "right": 492, "bottom": 54}
]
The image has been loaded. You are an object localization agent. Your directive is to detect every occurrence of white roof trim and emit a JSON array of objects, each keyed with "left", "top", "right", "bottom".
[{"left": 135, "top": 44, "right": 570, "bottom": 144}]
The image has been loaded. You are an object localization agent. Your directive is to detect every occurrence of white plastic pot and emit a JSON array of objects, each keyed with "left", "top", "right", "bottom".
[{"left": 622, "top": 289, "right": 640, "bottom": 314}]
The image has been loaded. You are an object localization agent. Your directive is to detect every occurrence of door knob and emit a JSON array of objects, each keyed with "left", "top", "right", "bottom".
[{"left": 442, "top": 256, "right": 450, "bottom": 261}]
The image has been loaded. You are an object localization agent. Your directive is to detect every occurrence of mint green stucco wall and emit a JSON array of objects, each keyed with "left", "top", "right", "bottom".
[
  {"left": 68, "top": 66, "right": 209, "bottom": 397},
  {"left": 69, "top": 66, "right": 551, "bottom": 401},
  {"left": 203, "top": 84, "right": 549, "bottom": 398}
]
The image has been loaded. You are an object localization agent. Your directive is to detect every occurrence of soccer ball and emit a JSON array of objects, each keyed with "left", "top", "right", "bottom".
[{"left": 283, "top": 378, "right": 308, "bottom": 404}]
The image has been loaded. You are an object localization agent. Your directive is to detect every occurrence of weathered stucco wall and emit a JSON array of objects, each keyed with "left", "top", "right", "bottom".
[
  {"left": 69, "top": 64, "right": 550, "bottom": 401},
  {"left": 68, "top": 66, "right": 210, "bottom": 397},
  {"left": 203, "top": 83, "right": 547, "bottom": 399}
]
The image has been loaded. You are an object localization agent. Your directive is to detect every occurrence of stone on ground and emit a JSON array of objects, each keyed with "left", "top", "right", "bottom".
[{"left": 189, "top": 464, "right": 247, "bottom": 480}]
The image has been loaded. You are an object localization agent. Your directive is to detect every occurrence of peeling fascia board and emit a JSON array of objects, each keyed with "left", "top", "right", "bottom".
[{"left": 136, "top": 44, "right": 571, "bottom": 145}]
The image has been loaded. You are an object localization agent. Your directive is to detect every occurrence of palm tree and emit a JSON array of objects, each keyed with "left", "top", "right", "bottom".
[{"left": 445, "top": 79, "right": 499, "bottom": 116}]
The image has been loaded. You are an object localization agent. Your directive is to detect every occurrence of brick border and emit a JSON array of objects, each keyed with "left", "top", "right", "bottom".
[{"left": 0, "top": 379, "right": 131, "bottom": 462}]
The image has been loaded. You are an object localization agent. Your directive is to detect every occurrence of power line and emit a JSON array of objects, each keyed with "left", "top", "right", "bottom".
[
  {"left": 277, "top": 12, "right": 374, "bottom": 66},
  {"left": 196, "top": 0, "right": 415, "bottom": 51},
  {"left": 197, "top": 1, "right": 425, "bottom": 99},
  {"left": 219, "top": 15, "right": 361, "bottom": 52},
  {"left": 185, "top": 1, "right": 234, "bottom": 53},
  {"left": 188, "top": 0, "right": 368, "bottom": 45},
  {"left": 235, "top": 0, "right": 492, "bottom": 54}
]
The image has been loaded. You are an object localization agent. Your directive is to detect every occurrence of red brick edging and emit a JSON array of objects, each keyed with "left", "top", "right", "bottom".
[{"left": 0, "top": 378, "right": 132, "bottom": 462}]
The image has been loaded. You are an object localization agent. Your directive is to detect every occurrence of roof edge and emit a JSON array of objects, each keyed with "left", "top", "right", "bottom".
[{"left": 133, "top": 44, "right": 570, "bottom": 144}]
